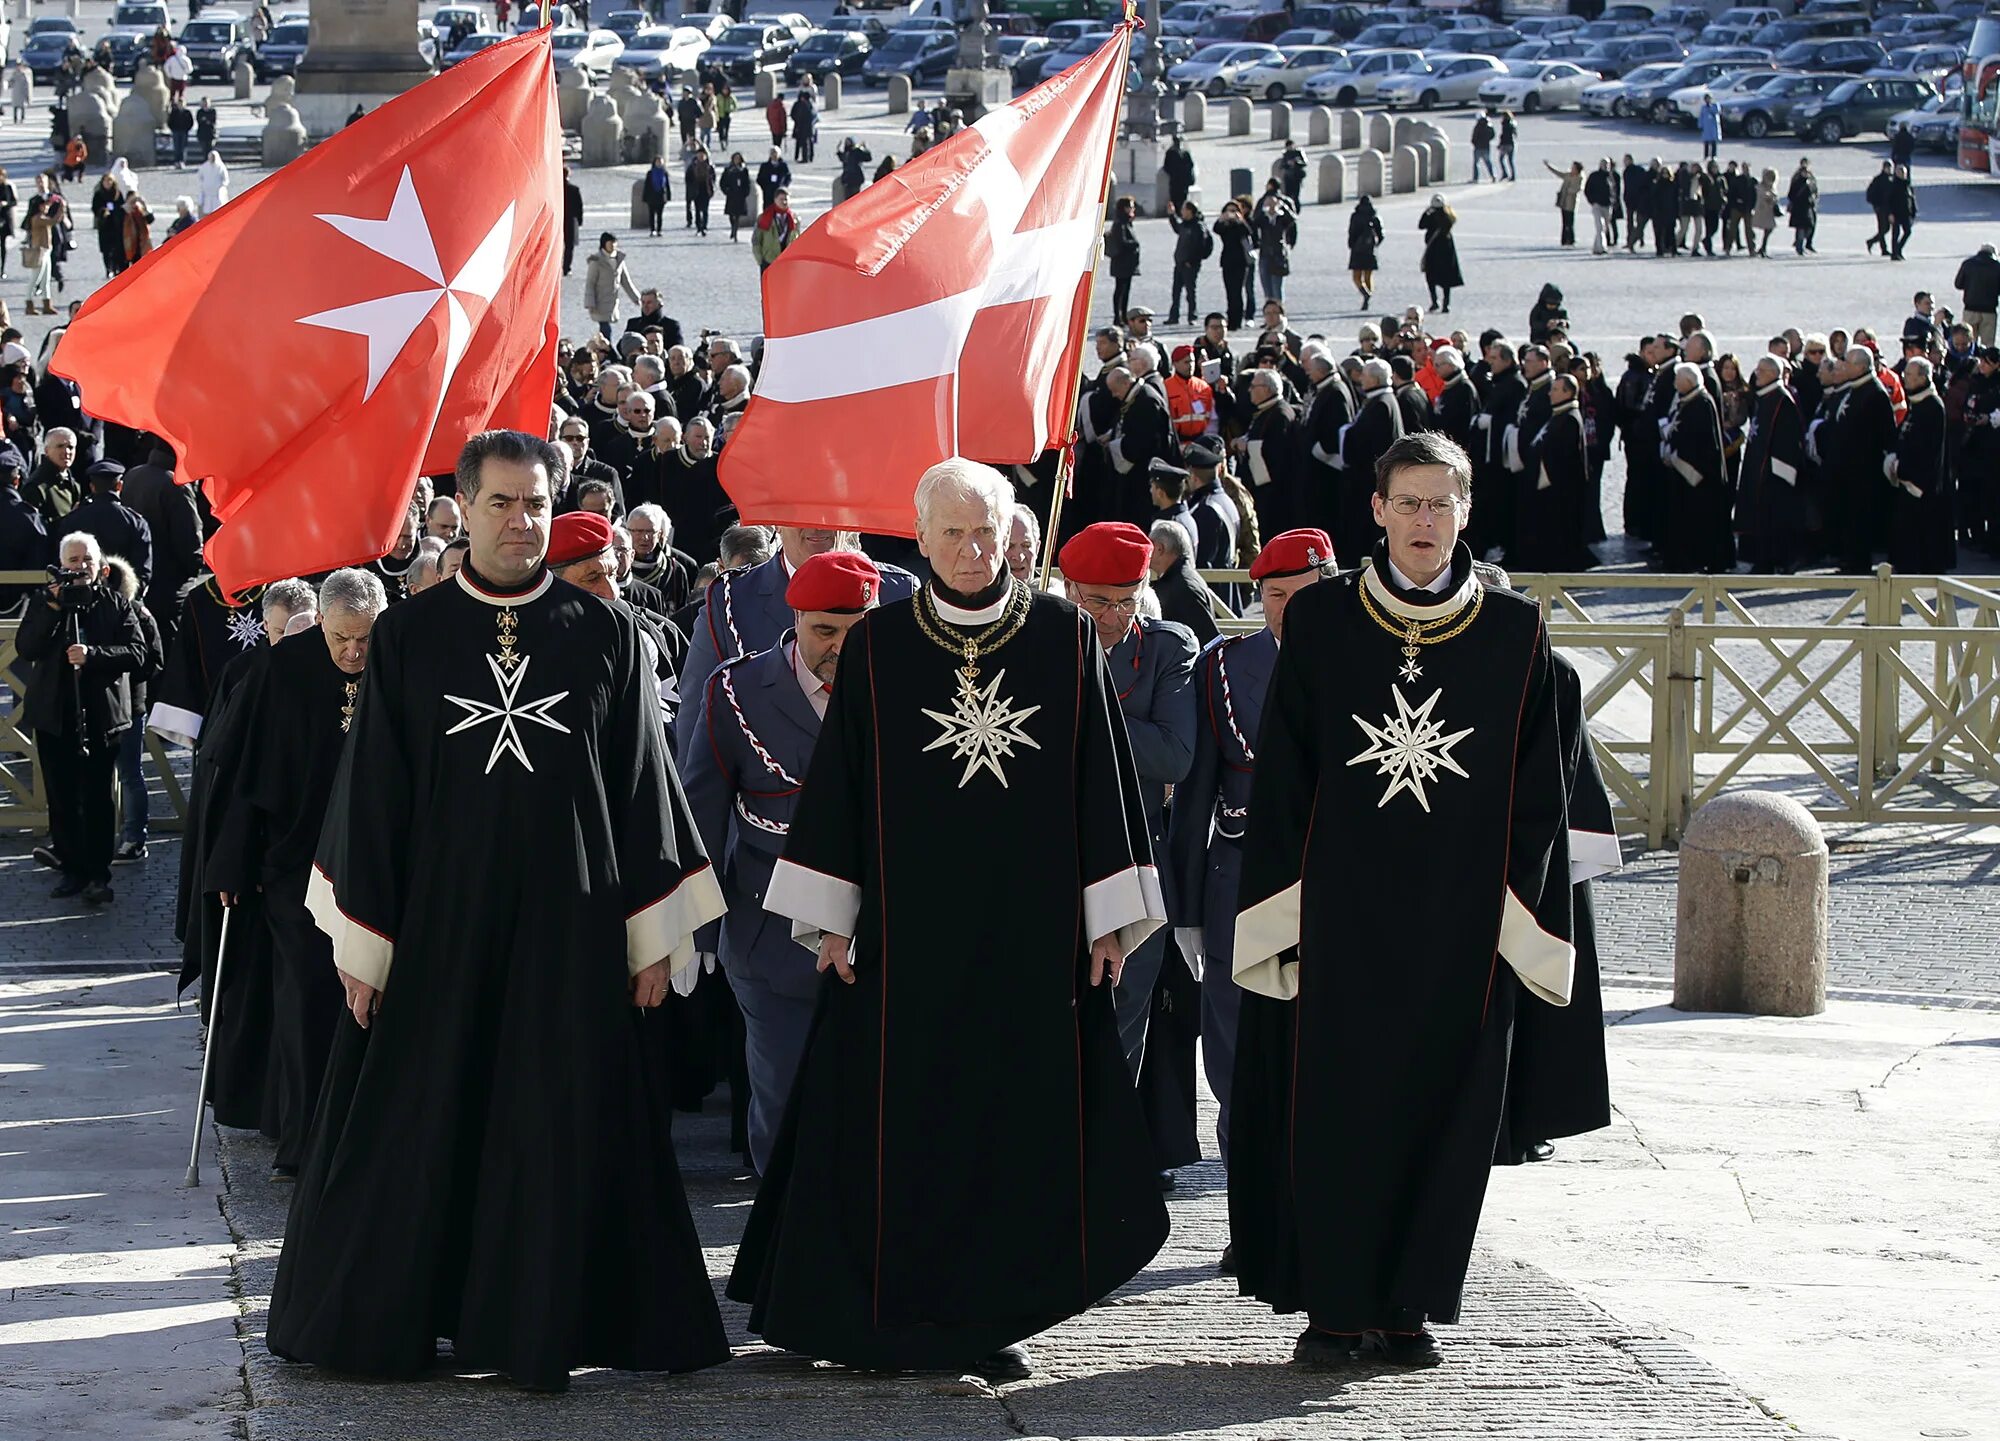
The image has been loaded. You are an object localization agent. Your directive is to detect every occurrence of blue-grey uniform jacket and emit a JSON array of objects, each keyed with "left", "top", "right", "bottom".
[{"left": 1167, "top": 625, "right": 1277, "bottom": 950}]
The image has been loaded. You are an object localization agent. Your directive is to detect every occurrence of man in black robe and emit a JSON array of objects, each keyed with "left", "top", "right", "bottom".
[
  {"left": 1391, "top": 355, "right": 1431, "bottom": 435},
  {"left": 1335, "top": 359, "right": 1405, "bottom": 569},
  {"left": 1297, "top": 352, "right": 1353, "bottom": 541},
  {"left": 148, "top": 574, "right": 269, "bottom": 747},
  {"left": 1238, "top": 367, "right": 1299, "bottom": 541},
  {"left": 1105, "top": 367, "right": 1181, "bottom": 527},
  {"left": 204, "top": 569, "right": 386, "bottom": 1179},
  {"left": 1887, "top": 356, "right": 1953, "bottom": 574},
  {"left": 1468, "top": 340, "right": 1524, "bottom": 561},
  {"left": 1516, "top": 372, "right": 1590, "bottom": 573},
  {"left": 1660, "top": 362, "right": 1733, "bottom": 574},
  {"left": 267, "top": 429, "right": 729, "bottom": 1392},
  {"left": 1229, "top": 431, "right": 1571, "bottom": 1370},
  {"left": 1740, "top": 356, "right": 1806, "bottom": 574},
  {"left": 730, "top": 459, "right": 1170, "bottom": 1382},
  {"left": 1816, "top": 347, "right": 1898, "bottom": 574},
  {"left": 1428, "top": 345, "right": 1479, "bottom": 455}
]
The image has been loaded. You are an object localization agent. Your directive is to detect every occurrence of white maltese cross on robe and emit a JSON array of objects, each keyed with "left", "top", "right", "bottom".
[
  {"left": 1348, "top": 683, "right": 1474, "bottom": 813},
  {"left": 921, "top": 668, "right": 1041, "bottom": 788},
  {"left": 444, "top": 653, "right": 572, "bottom": 775}
]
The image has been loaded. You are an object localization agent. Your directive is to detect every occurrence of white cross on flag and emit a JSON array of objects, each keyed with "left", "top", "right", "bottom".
[{"left": 718, "top": 21, "right": 1136, "bottom": 535}]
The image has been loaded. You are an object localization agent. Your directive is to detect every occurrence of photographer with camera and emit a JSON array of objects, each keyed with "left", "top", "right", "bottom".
[{"left": 18, "top": 531, "right": 148, "bottom": 905}]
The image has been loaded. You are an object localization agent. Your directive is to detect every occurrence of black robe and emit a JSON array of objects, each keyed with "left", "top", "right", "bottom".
[
  {"left": 1661, "top": 386, "right": 1734, "bottom": 573},
  {"left": 149, "top": 577, "right": 267, "bottom": 746},
  {"left": 1298, "top": 376, "right": 1353, "bottom": 542},
  {"left": 1228, "top": 545, "right": 1571, "bottom": 1333},
  {"left": 1469, "top": 367, "right": 1526, "bottom": 560},
  {"left": 729, "top": 584, "right": 1169, "bottom": 1369},
  {"left": 1496, "top": 652, "right": 1618, "bottom": 1162},
  {"left": 1430, "top": 373, "right": 1479, "bottom": 457},
  {"left": 1890, "top": 387, "right": 1953, "bottom": 574},
  {"left": 1822, "top": 376, "right": 1896, "bottom": 573},
  {"left": 1516, "top": 401, "right": 1590, "bottom": 573},
  {"left": 1335, "top": 391, "right": 1403, "bottom": 569},
  {"left": 1739, "top": 380, "right": 1806, "bottom": 572},
  {"left": 266, "top": 565, "right": 729, "bottom": 1391}
]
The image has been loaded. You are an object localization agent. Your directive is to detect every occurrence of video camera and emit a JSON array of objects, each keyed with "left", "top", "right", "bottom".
[{"left": 46, "top": 563, "right": 102, "bottom": 610}]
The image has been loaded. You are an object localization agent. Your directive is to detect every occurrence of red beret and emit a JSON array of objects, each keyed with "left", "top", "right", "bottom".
[
  {"left": 1171, "top": 343, "right": 1196, "bottom": 364},
  {"left": 786, "top": 550, "right": 882, "bottom": 613},
  {"left": 1250, "top": 528, "right": 1334, "bottom": 581},
  {"left": 548, "top": 510, "right": 614, "bottom": 569},
  {"left": 1059, "top": 522, "right": 1152, "bottom": 587}
]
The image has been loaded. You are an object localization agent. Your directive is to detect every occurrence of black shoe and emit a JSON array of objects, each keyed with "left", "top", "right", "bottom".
[
  {"left": 31, "top": 845, "right": 62, "bottom": 871},
  {"left": 50, "top": 875, "right": 87, "bottom": 899},
  {"left": 1525, "top": 1139, "right": 1555, "bottom": 1162},
  {"left": 1218, "top": 1243, "right": 1237, "bottom": 1276},
  {"left": 1358, "top": 1329, "right": 1442, "bottom": 1369},
  {"left": 270, "top": 1163, "right": 299, "bottom": 1183},
  {"left": 1292, "top": 1328, "right": 1358, "bottom": 1368},
  {"left": 113, "top": 840, "right": 147, "bottom": 864},
  {"left": 972, "top": 1343, "right": 1032, "bottom": 1381},
  {"left": 82, "top": 881, "right": 114, "bottom": 906}
]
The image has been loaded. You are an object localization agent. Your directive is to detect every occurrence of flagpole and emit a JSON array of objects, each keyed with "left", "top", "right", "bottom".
[{"left": 1038, "top": 12, "right": 1141, "bottom": 590}]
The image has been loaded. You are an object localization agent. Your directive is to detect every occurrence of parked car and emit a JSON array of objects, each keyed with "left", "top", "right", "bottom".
[
  {"left": 178, "top": 9, "right": 250, "bottom": 80},
  {"left": 1716, "top": 69, "right": 1843, "bottom": 135},
  {"left": 1895, "top": 14, "right": 1972, "bottom": 39},
  {"left": 1512, "top": 15, "right": 1587, "bottom": 40},
  {"left": 443, "top": 30, "right": 507, "bottom": 68},
  {"left": 1870, "top": 43, "right": 1965, "bottom": 83},
  {"left": 1274, "top": 28, "right": 1342, "bottom": 48},
  {"left": 1897, "top": 91, "right": 1963, "bottom": 150},
  {"left": 550, "top": 27, "right": 624, "bottom": 78},
  {"left": 1303, "top": 46, "right": 1426, "bottom": 105},
  {"left": 1168, "top": 41, "right": 1284, "bottom": 96},
  {"left": 253, "top": 15, "right": 312, "bottom": 78},
  {"left": 821, "top": 13, "right": 891, "bottom": 43},
  {"left": 1626, "top": 58, "right": 1753, "bottom": 122},
  {"left": 1793, "top": 74, "right": 1939, "bottom": 141},
  {"left": 1579, "top": 34, "right": 1687, "bottom": 79},
  {"left": 1477, "top": 59, "right": 1595, "bottom": 111},
  {"left": 20, "top": 16, "right": 81, "bottom": 82},
  {"left": 1448, "top": 25, "right": 1525, "bottom": 55},
  {"left": 1648, "top": 5, "right": 1716, "bottom": 42},
  {"left": 996, "top": 32, "right": 1051, "bottom": 81},
  {"left": 786, "top": 29, "right": 870, "bottom": 81},
  {"left": 1580, "top": 60, "right": 1687, "bottom": 116},
  {"left": 1235, "top": 44, "right": 1347, "bottom": 100},
  {"left": 1376, "top": 53, "right": 1508, "bottom": 109},
  {"left": 1776, "top": 37, "right": 1891, "bottom": 73},
  {"left": 1683, "top": 44, "right": 1775, "bottom": 66},
  {"left": 601, "top": 9, "right": 651, "bottom": 45},
  {"left": 1195, "top": 10, "right": 1292, "bottom": 45},
  {"left": 1348, "top": 21, "right": 1440, "bottom": 51},
  {"left": 98, "top": 1, "right": 173, "bottom": 79},
  {"left": 1598, "top": 3, "right": 1660, "bottom": 23},
  {"left": 1574, "top": 19, "right": 1642, "bottom": 43},
  {"left": 1502, "top": 37, "right": 1595, "bottom": 64},
  {"left": 1705, "top": 7, "right": 1783, "bottom": 35},
  {"left": 1669, "top": 66, "right": 1783, "bottom": 122},
  {"left": 1161, "top": 1, "right": 1229, "bottom": 38},
  {"left": 1290, "top": 4, "right": 1374, "bottom": 40},
  {"left": 1753, "top": 15, "right": 1869, "bottom": 47},
  {"left": 1032, "top": 27, "right": 1112, "bottom": 84},
  {"left": 705, "top": 22, "right": 801, "bottom": 80},
  {"left": 861, "top": 28, "right": 957, "bottom": 84},
  {"left": 615, "top": 26, "right": 711, "bottom": 83}
]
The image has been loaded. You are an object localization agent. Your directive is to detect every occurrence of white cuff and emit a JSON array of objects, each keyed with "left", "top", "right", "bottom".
[
  {"left": 1310, "top": 441, "right": 1336, "bottom": 466},
  {"left": 767, "top": 857, "right": 861, "bottom": 950},
  {"left": 1668, "top": 452, "right": 1703, "bottom": 485},
  {"left": 307, "top": 865, "right": 395, "bottom": 992},
  {"left": 148, "top": 701, "right": 204, "bottom": 749},
  {"left": 1499, "top": 884, "right": 1575, "bottom": 1007},
  {"left": 1083, "top": 862, "right": 1165, "bottom": 957},
  {"left": 1770, "top": 456, "right": 1797, "bottom": 484},
  {"left": 1232, "top": 878, "right": 1300, "bottom": 1000},
  {"left": 1173, "top": 926, "right": 1205, "bottom": 981},
  {"left": 1568, "top": 828, "right": 1624, "bottom": 885},
  {"left": 628, "top": 864, "right": 727, "bottom": 979}
]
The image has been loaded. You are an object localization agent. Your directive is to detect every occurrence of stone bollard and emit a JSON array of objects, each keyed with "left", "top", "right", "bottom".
[
  {"left": 1419, "top": 135, "right": 1448, "bottom": 185},
  {"left": 755, "top": 70, "right": 777, "bottom": 106},
  {"left": 232, "top": 55, "right": 254, "bottom": 100},
  {"left": 886, "top": 74, "right": 911, "bottom": 114},
  {"left": 1356, "top": 148, "right": 1385, "bottom": 197},
  {"left": 261, "top": 101, "right": 309, "bottom": 165},
  {"left": 1393, "top": 116, "right": 1421, "bottom": 151},
  {"left": 70, "top": 89, "right": 114, "bottom": 164},
  {"left": 112, "top": 94, "right": 157, "bottom": 166},
  {"left": 630, "top": 176, "right": 649, "bottom": 228},
  {"left": 824, "top": 71, "right": 841, "bottom": 111},
  {"left": 133, "top": 62, "right": 169, "bottom": 125},
  {"left": 557, "top": 66, "right": 592, "bottom": 132},
  {"left": 1367, "top": 111, "right": 1391, "bottom": 153},
  {"left": 1227, "top": 96, "right": 1252, "bottom": 136},
  {"left": 639, "top": 98, "right": 671, "bottom": 161},
  {"left": 1338, "top": 107, "right": 1362, "bottom": 148},
  {"left": 268, "top": 74, "right": 296, "bottom": 108},
  {"left": 580, "top": 92, "right": 624, "bottom": 165},
  {"left": 1674, "top": 793, "right": 1828, "bottom": 1017},
  {"left": 1269, "top": 101, "right": 1291, "bottom": 140},
  {"left": 1391, "top": 144, "right": 1419, "bottom": 192},
  {"left": 1306, "top": 105, "right": 1332, "bottom": 146},
  {"left": 610, "top": 69, "right": 651, "bottom": 132},
  {"left": 1182, "top": 91, "right": 1206, "bottom": 133},
  {"left": 1315, "top": 152, "right": 1346, "bottom": 204}
]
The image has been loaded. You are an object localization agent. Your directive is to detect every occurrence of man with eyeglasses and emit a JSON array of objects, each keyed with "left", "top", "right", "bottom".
[
  {"left": 1059, "top": 524, "right": 1197, "bottom": 1126},
  {"left": 1228, "top": 431, "right": 1572, "bottom": 1372}
]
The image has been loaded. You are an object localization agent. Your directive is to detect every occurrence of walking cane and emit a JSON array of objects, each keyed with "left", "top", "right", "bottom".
[{"left": 182, "top": 905, "right": 233, "bottom": 1188}]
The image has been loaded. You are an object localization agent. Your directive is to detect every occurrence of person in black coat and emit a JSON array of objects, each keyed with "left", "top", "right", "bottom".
[
  {"left": 1390, "top": 354, "right": 1429, "bottom": 435},
  {"left": 1104, "top": 366, "right": 1178, "bottom": 524},
  {"left": 34, "top": 374, "right": 101, "bottom": 467},
  {"left": 0, "top": 454, "right": 51, "bottom": 614},
  {"left": 1738, "top": 356, "right": 1806, "bottom": 573},
  {"left": 116, "top": 439, "right": 202, "bottom": 649},
  {"left": 1162, "top": 136, "right": 1195, "bottom": 210},
  {"left": 1650, "top": 160, "right": 1680, "bottom": 257},
  {"left": 1468, "top": 340, "right": 1525, "bottom": 559},
  {"left": 1516, "top": 372, "right": 1590, "bottom": 572},
  {"left": 1887, "top": 358, "right": 1952, "bottom": 573},
  {"left": 63, "top": 461, "right": 152, "bottom": 594},
  {"left": 1211, "top": 200, "right": 1255, "bottom": 331},
  {"left": 1334, "top": 358, "right": 1404, "bottom": 567},
  {"left": 1418, "top": 196, "right": 1462, "bottom": 312},
  {"left": 1147, "top": 519, "right": 1223, "bottom": 644},
  {"left": 1165, "top": 202, "right": 1211, "bottom": 326},
  {"left": 1346, "top": 195, "right": 1382, "bottom": 310},
  {"left": 1622, "top": 154, "right": 1650, "bottom": 253},
  {"left": 1528, "top": 283, "right": 1568, "bottom": 346},
  {"left": 1294, "top": 352, "right": 1351, "bottom": 541},
  {"left": 1105, "top": 194, "right": 1141, "bottom": 325},
  {"left": 1814, "top": 348, "right": 1897, "bottom": 572},
  {"left": 1787, "top": 158, "right": 1818, "bottom": 255},
  {"left": 1660, "top": 363, "right": 1732, "bottom": 573},
  {"left": 1887, "top": 163, "right": 1918, "bottom": 263},
  {"left": 562, "top": 164, "right": 584, "bottom": 275},
  {"left": 1428, "top": 344, "right": 1479, "bottom": 456}
]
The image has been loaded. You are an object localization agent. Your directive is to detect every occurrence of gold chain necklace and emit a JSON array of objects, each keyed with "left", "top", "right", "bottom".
[
  {"left": 1359, "top": 570, "right": 1482, "bottom": 684},
  {"left": 913, "top": 580, "right": 1033, "bottom": 697}
]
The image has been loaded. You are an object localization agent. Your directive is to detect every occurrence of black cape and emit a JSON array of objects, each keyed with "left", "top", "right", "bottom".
[
  {"left": 728, "top": 584, "right": 1169, "bottom": 1369},
  {"left": 266, "top": 565, "right": 729, "bottom": 1390},
  {"left": 1228, "top": 546, "right": 1571, "bottom": 1332}
]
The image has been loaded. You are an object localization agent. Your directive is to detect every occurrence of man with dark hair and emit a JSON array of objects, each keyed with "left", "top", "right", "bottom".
[
  {"left": 266, "top": 429, "right": 729, "bottom": 1392},
  {"left": 1229, "top": 430, "right": 1571, "bottom": 1371}
]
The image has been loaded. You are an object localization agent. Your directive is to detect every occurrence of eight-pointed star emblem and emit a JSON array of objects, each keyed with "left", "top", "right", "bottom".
[
  {"left": 298, "top": 166, "right": 514, "bottom": 406},
  {"left": 1348, "top": 684, "right": 1475, "bottom": 813},
  {"left": 920, "top": 668, "right": 1042, "bottom": 788},
  {"left": 444, "top": 653, "right": 572, "bottom": 775}
]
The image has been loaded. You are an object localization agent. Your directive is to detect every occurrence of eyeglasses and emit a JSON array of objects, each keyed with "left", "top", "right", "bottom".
[
  {"left": 1386, "top": 495, "right": 1465, "bottom": 518},
  {"left": 1078, "top": 594, "right": 1142, "bottom": 617}
]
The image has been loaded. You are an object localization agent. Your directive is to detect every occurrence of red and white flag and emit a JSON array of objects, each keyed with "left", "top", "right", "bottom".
[
  {"left": 719, "top": 23, "right": 1135, "bottom": 535},
  {"left": 52, "top": 31, "right": 562, "bottom": 597}
]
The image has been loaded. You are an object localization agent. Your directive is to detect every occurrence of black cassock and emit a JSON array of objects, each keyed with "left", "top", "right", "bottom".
[
  {"left": 1495, "top": 652, "right": 1620, "bottom": 1163},
  {"left": 1661, "top": 386, "right": 1734, "bottom": 573},
  {"left": 1739, "top": 380, "right": 1806, "bottom": 572},
  {"left": 1516, "top": 400, "right": 1590, "bottom": 572},
  {"left": 1228, "top": 545, "right": 1572, "bottom": 1334},
  {"left": 1889, "top": 387, "right": 1954, "bottom": 574},
  {"left": 729, "top": 584, "right": 1170, "bottom": 1369},
  {"left": 266, "top": 566, "right": 728, "bottom": 1391}
]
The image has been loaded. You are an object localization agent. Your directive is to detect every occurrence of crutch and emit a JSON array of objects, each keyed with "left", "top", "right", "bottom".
[{"left": 182, "top": 906, "right": 234, "bottom": 1187}]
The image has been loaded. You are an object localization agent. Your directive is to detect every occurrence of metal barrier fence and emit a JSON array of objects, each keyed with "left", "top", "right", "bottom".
[{"left": 5, "top": 569, "right": 1999, "bottom": 846}]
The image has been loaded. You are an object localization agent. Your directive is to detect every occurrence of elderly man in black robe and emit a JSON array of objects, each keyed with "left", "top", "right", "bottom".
[
  {"left": 1237, "top": 366, "right": 1299, "bottom": 540},
  {"left": 1887, "top": 356, "right": 1953, "bottom": 574},
  {"left": 1515, "top": 372, "right": 1590, "bottom": 572},
  {"left": 1468, "top": 340, "right": 1524, "bottom": 560},
  {"left": 730, "top": 458, "right": 1169, "bottom": 1382},
  {"left": 1297, "top": 350, "right": 1353, "bottom": 540},
  {"left": 1740, "top": 355, "right": 1806, "bottom": 574},
  {"left": 1229, "top": 431, "right": 1571, "bottom": 1369},
  {"left": 1814, "top": 346, "right": 1898, "bottom": 574},
  {"left": 1661, "top": 361, "right": 1732, "bottom": 573},
  {"left": 266, "top": 430, "right": 728, "bottom": 1392},
  {"left": 1104, "top": 366, "right": 1180, "bottom": 526},
  {"left": 1334, "top": 358, "right": 1405, "bottom": 568}
]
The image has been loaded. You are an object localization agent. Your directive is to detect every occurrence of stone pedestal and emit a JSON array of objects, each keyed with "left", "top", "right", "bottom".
[
  {"left": 113, "top": 93, "right": 158, "bottom": 166},
  {"left": 71, "top": 89, "right": 113, "bottom": 166},
  {"left": 1366, "top": 111, "right": 1391, "bottom": 153},
  {"left": 944, "top": 65, "right": 1008, "bottom": 122},
  {"left": 581, "top": 93, "right": 624, "bottom": 166},
  {"left": 1337, "top": 108, "right": 1361, "bottom": 149},
  {"left": 886, "top": 74, "right": 912, "bottom": 114},
  {"left": 754, "top": 70, "right": 777, "bottom": 106},
  {"left": 1306, "top": 106, "right": 1332, "bottom": 146},
  {"left": 1674, "top": 793, "right": 1828, "bottom": 1017},
  {"left": 1315, "top": 152, "right": 1346, "bottom": 204},
  {"left": 558, "top": 66, "right": 591, "bottom": 132},
  {"left": 1226, "top": 96, "right": 1252, "bottom": 136},
  {"left": 1392, "top": 145, "right": 1419, "bottom": 191},
  {"left": 1356, "top": 148, "right": 1385, "bottom": 197},
  {"left": 1419, "top": 135, "right": 1447, "bottom": 185},
  {"left": 1269, "top": 101, "right": 1290, "bottom": 141},
  {"left": 610, "top": 69, "right": 652, "bottom": 133},
  {"left": 293, "top": 0, "right": 434, "bottom": 138},
  {"left": 233, "top": 55, "right": 254, "bottom": 100},
  {"left": 133, "top": 62, "right": 169, "bottom": 125},
  {"left": 823, "top": 72, "right": 841, "bottom": 112},
  {"left": 262, "top": 101, "right": 310, "bottom": 165},
  {"left": 1182, "top": 92, "right": 1205, "bottom": 133}
]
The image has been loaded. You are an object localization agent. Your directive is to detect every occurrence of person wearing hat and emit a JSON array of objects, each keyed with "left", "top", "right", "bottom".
[
  {"left": 676, "top": 527, "right": 916, "bottom": 754},
  {"left": 1058, "top": 521, "right": 1198, "bottom": 1100},
  {"left": 64, "top": 460, "right": 152, "bottom": 594},
  {"left": 1229, "top": 431, "right": 1574, "bottom": 1370},
  {"left": 1167, "top": 526, "right": 1328, "bottom": 1264},
  {"left": 735, "top": 460, "right": 1168, "bottom": 1382},
  {"left": 681, "top": 550, "right": 881, "bottom": 1176},
  {"left": 548, "top": 509, "right": 684, "bottom": 728},
  {"left": 1180, "top": 443, "right": 1240, "bottom": 575},
  {"left": 1166, "top": 344, "right": 1217, "bottom": 445}
]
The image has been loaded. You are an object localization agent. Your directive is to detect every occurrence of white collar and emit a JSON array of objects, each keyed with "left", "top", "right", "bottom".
[
  {"left": 1385, "top": 558, "right": 1456, "bottom": 596},
  {"left": 456, "top": 567, "right": 553, "bottom": 607},
  {"left": 930, "top": 581, "right": 1010, "bottom": 625}
]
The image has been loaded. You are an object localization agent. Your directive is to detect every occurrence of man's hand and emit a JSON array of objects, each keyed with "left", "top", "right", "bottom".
[
  {"left": 1089, "top": 931, "right": 1126, "bottom": 988},
  {"left": 817, "top": 933, "right": 854, "bottom": 985},
  {"left": 66, "top": 643, "right": 88, "bottom": 667},
  {"left": 337, "top": 969, "right": 379, "bottom": 1030},
  {"left": 218, "top": 891, "right": 236, "bottom": 908},
  {"left": 631, "top": 959, "right": 669, "bottom": 1008}
]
